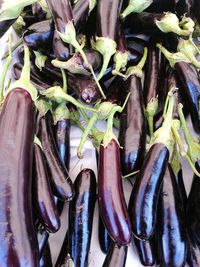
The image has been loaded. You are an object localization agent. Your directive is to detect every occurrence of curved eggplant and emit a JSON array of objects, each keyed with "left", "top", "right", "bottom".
[
  {"left": 130, "top": 143, "right": 169, "bottom": 240},
  {"left": 0, "top": 88, "right": 38, "bottom": 266},
  {"left": 119, "top": 74, "right": 146, "bottom": 176},
  {"left": 33, "top": 143, "right": 60, "bottom": 233},
  {"left": 37, "top": 112, "right": 74, "bottom": 201},
  {"left": 102, "top": 243, "right": 128, "bottom": 267},
  {"left": 98, "top": 139, "right": 132, "bottom": 245},
  {"left": 68, "top": 168, "right": 96, "bottom": 267},
  {"left": 157, "top": 165, "right": 187, "bottom": 267}
]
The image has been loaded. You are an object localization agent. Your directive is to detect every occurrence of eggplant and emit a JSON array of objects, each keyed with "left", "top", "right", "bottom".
[
  {"left": 176, "top": 0, "right": 194, "bottom": 18},
  {"left": 33, "top": 143, "right": 60, "bottom": 233},
  {"left": 68, "top": 168, "right": 96, "bottom": 267},
  {"left": 119, "top": 74, "right": 146, "bottom": 176},
  {"left": 102, "top": 243, "right": 128, "bottom": 267},
  {"left": 193, "top": 0, "right": 200, "bottom": 24},
  {"left": 187, "top": 239, "right": 200, "bottom": 267},
  {"left": 39, "top": 241, "right": 52, "bottom": 267},
  {"left": 98, "top": 214, "right": 112, "bottom": 254},
  {"left": 157, "top": 165, "right": 187, "bottom": 267},
  {"left": 147, "top": 0, "right": 176, "bottom": 13},
  {"left": 0, "top": 19, "right": 16, "bottom": 38},
  {"left": 98, "top": 138, "right": 132, "bottom": 245},
  {"left": 53, "top": 30, "right": 71, "bottom": 61},
  {"left": 130, "top": 143, "right": 169, "bottom": 240},
  {"left": 23, "top": 20, "right": 54, "bottom": 53},
  {"left": 0, "top": 88, "right": 38, "bottom": 266},
  {"left": 37, "top": 112, "right": 74, "bottom": 201}
]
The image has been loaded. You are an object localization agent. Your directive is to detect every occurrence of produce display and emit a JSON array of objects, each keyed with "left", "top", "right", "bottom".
[{"left": 0, "top": 0, "right": 200, "bottom": 266}]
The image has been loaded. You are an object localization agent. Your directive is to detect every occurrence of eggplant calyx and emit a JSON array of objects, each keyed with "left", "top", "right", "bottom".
[
  {"left": 9, "top": 46, "right": 38, "bottom": 101},
  {"left": 155, "top": 12, "right": 193, "bottom": 36},
  {"left": 40, "top": 86, "right": 96, "bottom": 112},
  {"left": 178, "top": 103, "right": 200, "bottom": 163},
  {"left": 52, "top": 102, "right": 69, "bottom": 124},
  {"left": 34, "top": 51, "right": 48, "bottom": 71},
  {"left": 91, "top": 37, "right": 117, "bottom": 81},
  {"left": 179, "top": 16, "right": 195, "bottom": 32},
  {"left": 112, "top": 51, "right": 129, "bottom": 76},
  {"left": 156, "top": 43, "right": 190, "bottom": 68},
  {"left": 35, "top": 98, "right": 52, "bottom": 117},
  {"left": 89, "top": 0, "right": 97, "bottom": 13},
  {"left": 52, "top": 58, "right": 90, "bottom": 76},
  {"left": 150, "top": 89, "right": 175, "bottom": 154},
  {"left": 177, "top": 38, "right": 200, "bottom": 68},
  {"left": 145, "top": 97, "right": 158, "bottom": 138},
  {"left": 121, "top": 0, "right": 153, "bottom": 19},
  {"left": 34, "top": 135, "right": 43, "bottom": 150},
  {"left": 170, "top": 142, "right": 181, "bottom": 177}
]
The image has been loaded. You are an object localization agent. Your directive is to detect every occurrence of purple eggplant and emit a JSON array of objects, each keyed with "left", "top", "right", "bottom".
[
  {"left": 68, "top": 168, "right": 96, "bottom": 267},
  {"left": 37, "top": 112, "right": 74, "bottom": 201},
  {"left": 187, "top": 239, "right": 200, "bottom": 267},
  {"left": 102, "top": 243, "right": 128, "bottom": 267},
  {"left": 98, "top": 138, "right": 132, "bottom": 245},
  {"left": 33, "top": 143, "right": 60, "bottom": 233},
  {"left": 0, "top": 88, "right": 38, "bottom": 266},
  {"left": 98, "top": 214, "right": 112, "bottom": 254},
  {"left": 39, "top": 241, "right": 52, "bottom": 267},
  {"left": 53, "top": 30, "right": 71, "bottom": 61}
]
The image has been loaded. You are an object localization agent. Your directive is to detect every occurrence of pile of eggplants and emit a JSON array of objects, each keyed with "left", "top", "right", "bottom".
[{"left": 0, "top": 0, "right": 200, "bottom": 266}]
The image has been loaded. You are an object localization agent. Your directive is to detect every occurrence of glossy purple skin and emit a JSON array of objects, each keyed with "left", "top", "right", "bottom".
[
  {"left": 34, "top": 144, "right": 60, "bottom": 233},
  {"left": 98, "top": 139, "right": 132, "bottom": 245},
  {"left": 54, "top": 119, "right": 70, "bottom": 170},
  {"left": 39, "top": 241, "right": 52, "bottom": 267},
  {"left": 174, "top": 62, "right": 200, "bottom": 133},
  {"left": 46, "top": 0, "right": 73, "bottom": 33},
  {"left": 102, "top": 243, "right": 128, "bottom": 267},
  {"left": 118, "top": 75, "right": 146, "bottom": 176},
  {"left": 187, "top": 239, "right": 200, "bottom": 267},
  {"left": 53, "top": 30, "right": 70, "bottom": 61},
  {"left": 37, "top": 113, "right": 74, "bottom": 201},
  {"left": 98, "top": 214, "right": 112, "bottom": 254},
  {"left": 73, "top": 0, "right": 90, "bottom": 31},
  {"left": 96, "top": 0, "right": 122, "bottom": 39},
  {"left": 130, "top": 143, "right": 169, "bottom": 241},
  {"left": 116, "top": 22, "right": 127, "bottom": 53},
  {"left": 68, "top": 169, "right": 96, "bottom": 267},
  {"left": 23, "top": 20, "right": 54, "bottom": 52},
  {"left": 0, "top": 88, "right": 38, "bottom": 266},
  {"left": 157, "top": 165, "right": 187, "bottom": 267}
]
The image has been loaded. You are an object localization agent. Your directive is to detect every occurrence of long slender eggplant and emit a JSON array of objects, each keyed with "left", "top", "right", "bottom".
[
  {"left": 33, "top": 143, "right": 61, "bottom": 233},
  {"left": 37, "top": 112, "right": 74, "bottom": 201},
  {"left": 39, "top": 241, "right": 52, "bottom": 267},
  {"left": 68, "top": 168, "right": 96, "bottom": 267},
  {"left": 92, "top": 0, "right": 122, "bottom": 80},
  {"left": 157, "top": 165, "right": 187, "bottom": 267},
  {"left": 187, "top": 161, "right": 200, "bottom": 246},
  {"left": 98, "top": 214, "right": 112, "bottom": 254},
  {"left": 102, "top": 243, "right": 128, "bottom": 267},
  {"left": 98, "top": 138, "right": 132, "bottom": 245},
  {"left": 23, "top": 20, "right": 54, "bottom": 52},
  {"left": 0, "top": 87, "right": 38, "bottom": 266},
  {"left": 128, "top": 189, "right": 156, "bottom": 266},
  {"left": 119, "top": 73, "right": 146, "bottom": 176}
]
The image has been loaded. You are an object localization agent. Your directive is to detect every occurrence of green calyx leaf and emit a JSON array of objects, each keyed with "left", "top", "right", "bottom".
[
  {"left": 121, "top": 0, "right": 153, "bottom": 18},
  {"left": 112, "top": 51, "right": 129, "bottom": 75},
  {"left": 52, "top": 102, "right": 69, "bottom": 124},
  {"left": 0, "top": 0, "right": 37, "bottom": 21},
  {"left": 35, "top": 98, "right": 52, "bottom": 117},
  {"left": 34, "top": 51, "right": 48, "bottom": 71}
]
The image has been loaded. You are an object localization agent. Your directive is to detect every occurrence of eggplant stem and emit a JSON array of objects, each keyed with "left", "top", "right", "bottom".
[
  {"left": 147, "top": 115, "right": 154, "bottom": 139},
  {"left": 189, "top": 35, "right": 200, "bottom": 55},
  {"left": 2, "top": 37, "right": 23, "bottom": 60},
  {"left": 137, "top": 47, "right": 148, "bottom": 70},
  {"left": 97, "top": 53, "right": 112, "bottom": 81},
  {"left": 89, "top": 64, "right": 106, "bottom": 99},
  {"left": 63, "top": 94, "right": 96, "bottom": 112},
  {"left": 122, "top": 170, "right": 140, "bottom": 179},
  {"left": 61, "top": 68, "right": 67, "bottom": 93},
  {"left": 77, "top": 113, "right": 98, "bottom": 158},
  {"left": 0, "top": 34, "right": 12, "bottom": 102}
]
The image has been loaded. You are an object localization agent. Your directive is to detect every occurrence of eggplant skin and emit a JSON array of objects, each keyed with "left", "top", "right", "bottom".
[
  {"left": 69, "top": 168, "right": 96, "bottom": 267},
  {"left": 0, "top": 88, "right": 39, "bottom": 267},
  {"left": 98, "top": 214, "right": 112, "bottom": 254},
  {"left": 157, "top": 165, "right": 187, "bottom": 267},
  {"left": 130, "top": 143, "right": 169, "bottom": 241},
  {"left": 102, "top": 243, "right": 128, "bottom": 267},
  {"left": 98, "top": 139, "right": 132, "bottom": 246}
]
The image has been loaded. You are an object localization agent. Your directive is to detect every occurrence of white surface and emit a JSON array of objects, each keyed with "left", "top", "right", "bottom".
[{"left": 0, "top": 30, "right": 196, "bottom": 267}]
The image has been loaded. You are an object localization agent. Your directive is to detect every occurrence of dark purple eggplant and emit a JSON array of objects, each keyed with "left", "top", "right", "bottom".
[
  {"left": 0, "top": 88, "right": 38, "bottom": 266},
  {"left": 157, "top": 165, "right": 187, "bottom": 267},
  {"left": 102, "top": 243, "right": 128, "bottom": 267},
  {"left": 130, "top": 143, "right": 169, "bottom": 240},
  {"left": 193, "top": 0, "right": 200, "bottom": 24},
  {"left": 147, "top": 0, "right": 176, "bottom": 13},
  {"left": 53, "top": 30, "right": 71, "bottom": 61},
  {"left": 98, "top": 214, "right": 112, "bottom": 254},
  {"left": 0, "top": 19, "right": 16, "bottom": 38},
  {"left": 37, "top": 112, "right": 74, "bottom": 201},
  {"left": 93, "top": 0, "right": 122, "bottom": 80},
  {"left": 98, "top": 138, "right": 132, "bottom": 245},
  {"left": 187, "top": 161, "right": 200, "bottom": 246},
  {"left": 128, "top": 188, "right": 156, "bottom": 266},
  {"left": 33, "top": 143, "right": 60, "bottom": 233},
  {"left": 119, "top": 74, "right": 146, "bottom": 176},
  {"left": 32, "top": 2, "right": 48, "bottom": 22},
  {"left": 176, "top": 0, "right": 194, "bottom": 18},
  {"left": 23, "top": 20, "right": 54, "bottom": 53},
  {"left": 39, "top": 241, "right": 52, "bottom": 267},
  {"left": 68, "top": 168, "right": 96, "bottom": 267},
  {"left": 187, "top": 239, "right": 200, "bottom": 267}
]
